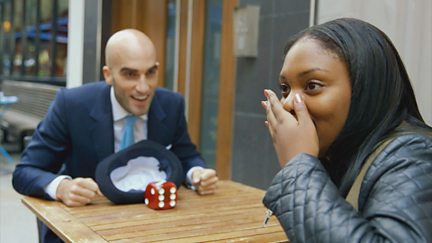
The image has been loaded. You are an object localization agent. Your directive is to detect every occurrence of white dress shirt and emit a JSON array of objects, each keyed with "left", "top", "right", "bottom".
[{"left": 111, "top": 87, "right": 148, "bottom": 152}]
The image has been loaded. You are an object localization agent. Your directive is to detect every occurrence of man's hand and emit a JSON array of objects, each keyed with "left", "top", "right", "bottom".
[
  {"left": 56, "top": 177, "right": 103, "bottom": 207},
  {"left": 191, "top": 168, "right": 218, "bottom": 195}
]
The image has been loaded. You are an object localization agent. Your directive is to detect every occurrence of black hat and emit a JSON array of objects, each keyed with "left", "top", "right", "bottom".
[{"left": 95, "top": 140, "right": 184, "bottom": 204}]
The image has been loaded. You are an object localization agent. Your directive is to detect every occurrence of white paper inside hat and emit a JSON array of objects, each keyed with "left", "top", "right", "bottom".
[{"left": 110, "top": 156, "right": 167, "bottom": 192}]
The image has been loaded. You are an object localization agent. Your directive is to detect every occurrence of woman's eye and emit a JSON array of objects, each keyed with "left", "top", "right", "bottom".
[
  {"left": 279, "top": 83, "right": 290, "bottom": 97},
  {"left": 305, "top": 81, "right": 323, "bottom": 91}
]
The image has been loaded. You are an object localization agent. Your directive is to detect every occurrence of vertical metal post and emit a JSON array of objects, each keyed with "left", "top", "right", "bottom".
[
  {"left": 66, "top": 0, "right": 84, "bottom": 87},
  {"left": 173, "top": 0, "right": 180, "bottom": 92},
  {"left": 9, "top": 0, "right": 15, "bottom": 75},
  {"left": 0, "top": 2, "right": 4, "bottom": 76},
  {"left": 184, "top": 0, "right": 193, "bottom": 117},
  {"left": 34, "top": 0, "right": 41, "bottom": 76},
  {"left": 82, "top": 0, "right": 102, "bottom": 83},
  {"left": 50, "top": 0, "right": 58, "bottom": 77},
  {"left": 309, "top": 0, "right": 317, "bottom": 26},
  {"left": 20, "top": 0, "right": 27, "bottom": 75}
]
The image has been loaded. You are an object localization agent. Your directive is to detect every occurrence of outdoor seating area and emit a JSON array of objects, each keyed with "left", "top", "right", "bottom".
[
  {"left": 0, "top": 150, "right": 37, "bottom": 242},
  {"left": 0, "top": 80, "right": 58, "bottom": 151},
  {"left": 0, "top": 0, "right": 431, "bottom": 242}
]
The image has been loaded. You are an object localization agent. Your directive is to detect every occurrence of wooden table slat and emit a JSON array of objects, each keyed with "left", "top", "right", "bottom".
[
  {"left": 22, "top": 197, "right": 108, "bottom": 243},
  {"left": 22, "top": 180, "right": 288, "bottom": 243},
  {"left": 111, "top": 225, "right": 284, "bottom": 243},
  {"left": 100, "top": 213, "right": 281, "bottom": 241},
  {"left": 92, "top": 206, "right": 263, "bottom": 231}
]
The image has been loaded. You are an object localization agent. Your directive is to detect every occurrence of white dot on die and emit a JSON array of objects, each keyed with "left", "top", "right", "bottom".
[
  {"left": 170, "top": 194, "right": 176, "bottom": 200},
  {"left": 145, "top": 198, "right": 149, "bottom": 205},
  {"left": 170, "top": 187, "right": 176, "bottom": 193},
  {"left": 158, "top": 202, "right": 165, "bottom": 208},
  {"left": 170, "top": 201, "right": 176, "bottom": 207},
  {"left": 151, "top": 188, "right": 155, "bottom": 195}
]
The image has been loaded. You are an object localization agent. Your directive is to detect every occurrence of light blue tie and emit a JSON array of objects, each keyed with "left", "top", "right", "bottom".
[{"left": 120, "top": 115, "right": 137, "bottom": 150}]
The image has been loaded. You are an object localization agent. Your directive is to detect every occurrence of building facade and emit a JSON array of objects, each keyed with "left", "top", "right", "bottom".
[{"left": 1, "top": 0, "right": 430, "bottom": 189}]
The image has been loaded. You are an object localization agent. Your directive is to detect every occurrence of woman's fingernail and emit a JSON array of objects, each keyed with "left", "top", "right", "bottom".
[{"left": 295, "top": 93, "right": 302, "bottom": 103}]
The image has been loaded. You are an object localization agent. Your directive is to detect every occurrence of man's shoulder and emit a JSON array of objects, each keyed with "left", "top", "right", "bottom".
[
  {"left": 155, "top": 87, "right": 181, "bottom": 97},
  {"left": 66, "top": 81, "right": 108, "bottom": 92},
  {"left": 56, "top": 81, "right": 110, "bottom": 108},
  {"left": 155, "top": 87, "right": 183, "bottom": 101},
  {"left": 61, "top": 81, "right": 109, "bottom": 97}
]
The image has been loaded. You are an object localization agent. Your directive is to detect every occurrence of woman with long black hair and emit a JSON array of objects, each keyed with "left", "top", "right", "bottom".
[{"left": 262, "top": 18, "right": 432, "bottom": 242}]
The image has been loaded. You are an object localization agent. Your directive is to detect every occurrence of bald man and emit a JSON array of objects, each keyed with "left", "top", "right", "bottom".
[{"left": 12, "top": 29, "right": 218, "bottom": 243}]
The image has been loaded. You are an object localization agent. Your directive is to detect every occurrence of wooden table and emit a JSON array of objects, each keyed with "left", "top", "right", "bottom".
[{"left": 22, "top": 180, "right": 288, "bottom": 242}]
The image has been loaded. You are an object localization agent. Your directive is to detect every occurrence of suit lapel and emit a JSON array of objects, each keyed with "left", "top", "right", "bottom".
[
  {"left": 88, "top": 87, "right": 168, "bottom": 160},
  {"left": 148, "top": 91, "right": 168, "bottom": 144},
  {"left": 89, "top": 85, "right": 115, "bottom": 161}
]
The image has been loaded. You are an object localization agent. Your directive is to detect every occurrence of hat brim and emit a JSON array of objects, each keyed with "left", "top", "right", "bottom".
[{"left": 95, "top": 140, "right": 184, "bottom": 204}]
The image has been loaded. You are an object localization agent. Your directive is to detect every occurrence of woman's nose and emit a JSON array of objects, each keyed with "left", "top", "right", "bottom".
[{"left": 282, "top": 92, "right": 295, "bottom": 111}]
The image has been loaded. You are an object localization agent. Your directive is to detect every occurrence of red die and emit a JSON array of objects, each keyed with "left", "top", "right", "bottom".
[{"left": 144, "top": 181, "right": 178, "bottom": 210}]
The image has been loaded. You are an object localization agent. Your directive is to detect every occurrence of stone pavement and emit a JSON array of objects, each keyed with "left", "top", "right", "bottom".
[{"left": 0, "top": 143, "right": 38, "bottom": 243}]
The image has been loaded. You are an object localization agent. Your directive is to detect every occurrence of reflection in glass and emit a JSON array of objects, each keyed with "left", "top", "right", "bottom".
[
  {"left": 0, "top": 0, "right": 68, "bottom": 83},
  {"left": 12, "top": 0, "right": 23, "bottom": 76},
  {"left": 199, "top": 0, "right": 222, "bottom": 168},
  {"left": 164, "top": 0, "right": 177, "bottom": 91},
  {"left": 1, "top": 2, "right": 13, "bottom": 76}
]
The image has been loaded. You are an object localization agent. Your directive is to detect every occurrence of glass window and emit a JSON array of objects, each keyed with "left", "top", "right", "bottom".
[
  {"left": 0, "top": 1, "right": 13, "bottom": 76},
  {"left": 199, "top": 0, "right": 223, "bottom": 168},
  {"left": 164, "top": 0, "right": 177, "bottom": 91},
  {"left": 0, "top": 0, "right": 68, "bottom": 85}
]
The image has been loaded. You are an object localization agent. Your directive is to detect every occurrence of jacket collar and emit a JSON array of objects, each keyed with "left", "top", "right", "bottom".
[
  {"left": 89, "top": 84, "right": 114, "bottom": 161},
  {"left": 89, "top": 86, "right": 169, "bottom": 161},
  {"left": 147, "top": 90, "right": 168, "bottom": 142}
]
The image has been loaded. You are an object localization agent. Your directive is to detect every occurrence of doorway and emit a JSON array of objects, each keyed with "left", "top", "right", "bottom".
[{"left": 110, "top": 0, "right": 237, "bottom": 179}]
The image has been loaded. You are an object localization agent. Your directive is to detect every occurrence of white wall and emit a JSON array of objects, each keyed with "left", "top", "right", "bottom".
[
  {"left": 66, "top": 0, "right": 85, "bottom": 88},
  {"left": 317, "top": 0, "right": 431, "bottom": 125}
]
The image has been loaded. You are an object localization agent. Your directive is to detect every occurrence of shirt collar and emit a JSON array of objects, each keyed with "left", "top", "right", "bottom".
[{"left": 110, "top": 87, "right": 148, "bottom": 122}]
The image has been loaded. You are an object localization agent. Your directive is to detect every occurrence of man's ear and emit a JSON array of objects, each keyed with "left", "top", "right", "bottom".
[{"left": 102, "top": 66, "right": 112, "bottom": 85}]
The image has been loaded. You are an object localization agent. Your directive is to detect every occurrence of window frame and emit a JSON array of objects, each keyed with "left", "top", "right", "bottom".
[{"left": 0, "top": 0, "right": 68, "bottom": 86}]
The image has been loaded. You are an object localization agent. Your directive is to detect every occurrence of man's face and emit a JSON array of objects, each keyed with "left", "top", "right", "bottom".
[{"left": 103, "top": 43, "right": 159, "bottom": 116}]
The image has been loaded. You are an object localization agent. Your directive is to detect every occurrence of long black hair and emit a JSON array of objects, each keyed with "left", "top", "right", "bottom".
[{"left": 283, "top": 18, "right": 430, "bottom": 195}]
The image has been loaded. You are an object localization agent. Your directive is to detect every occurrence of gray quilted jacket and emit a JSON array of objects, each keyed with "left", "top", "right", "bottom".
[{"left": 263, "top": 132, "right": 432, "bottom": 242}]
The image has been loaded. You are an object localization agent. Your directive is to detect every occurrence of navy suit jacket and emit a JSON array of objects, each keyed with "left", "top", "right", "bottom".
[{"left": 13, "top": 81, "right": 206, "bottom": 199}]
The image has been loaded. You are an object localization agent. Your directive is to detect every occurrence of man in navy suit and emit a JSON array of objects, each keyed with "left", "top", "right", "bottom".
[{"left": 12, "top": 29, "right": 218, "bottom": 243}]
